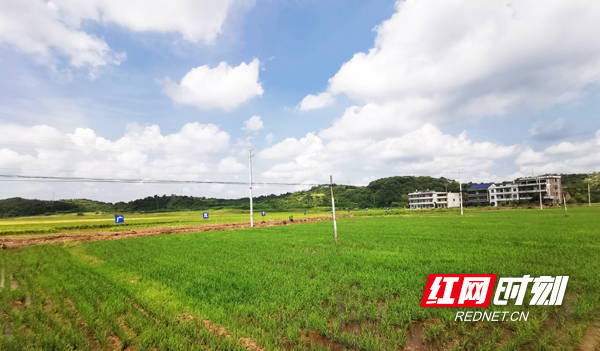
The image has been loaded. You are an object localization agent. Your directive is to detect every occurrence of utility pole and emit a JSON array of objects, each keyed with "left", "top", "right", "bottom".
[
  {"left": 459, "top": 182, "right": 464, "bottom": 216},
  {"left": 330, "top": 175, "right": 338, "bottom": 245},
  {"left": 248, "top": 149, "right": 254, "bottom": 228},
  {"left": 589, "top": 182, "right": 592, "bottom": 206},
  {"left": 457, "top": 169, "right": 464, "bottom": 216},
  {"left": 537, "top": 176, "right": 543, "bottom": 210}
]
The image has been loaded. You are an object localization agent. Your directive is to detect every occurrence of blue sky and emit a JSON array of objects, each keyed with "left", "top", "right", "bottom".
[
  {"left": 1, "top": 0, "right": 600, "bottom": 201},
  {"left": 2, "top": 0, "right": 394, "bottom": 139}
]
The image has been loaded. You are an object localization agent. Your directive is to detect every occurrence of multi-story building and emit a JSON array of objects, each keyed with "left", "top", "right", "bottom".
[
  {"left": 515, "top": 175, "right": 562, "bottom": 205},
  {"left": 409, "top": 175, "right": 563, "bottom": 208},
  {"left": 467, "top": 183, "right": 493, "bottom": 206},
  {"left": 408, "top": 191, "right": 461, "bottom": 209},
  {"left": 469, "top": 175, "right": 562, "bottom": 207},
  {"left": 489, "top": 182, "right": 519, "bottom": 206}
]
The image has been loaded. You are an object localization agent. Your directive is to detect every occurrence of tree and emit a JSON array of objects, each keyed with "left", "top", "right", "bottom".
[{"left": 586, "top": 172, "right": 600, "bottom": 188}]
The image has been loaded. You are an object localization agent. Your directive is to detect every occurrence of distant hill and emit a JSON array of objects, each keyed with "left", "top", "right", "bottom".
[
  {"left": 0, "top": 174, "right": 597, "bottom": 217},
  {"left": 0, "top": 198, "right": 83, "bottom": 218}
]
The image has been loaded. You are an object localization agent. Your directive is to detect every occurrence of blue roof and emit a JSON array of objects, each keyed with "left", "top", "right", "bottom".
[{"left": 469, "top": 183, "right": 493, "bottom": 190}]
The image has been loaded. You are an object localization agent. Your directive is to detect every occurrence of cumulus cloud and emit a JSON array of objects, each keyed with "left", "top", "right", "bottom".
[
  {"left": 164, "top": 59, "right": 263, "bottom": 110},
  {"left": 243, "top": 115, "right": 264, "bottom": 131},
  {"left": 298, "top": 92, "right": 334, "bottom": 111},
  {"left": 55, "top": 0, "right": 243, "bottom": 43},
  {"left": 258, "top": 125, "right": 518, "bottom": 184},
  {"left": 0, "top": 0, "right": 123, "bottom": 70},
  {"left": 218, "top": 157, "right": 246, "bottom": 173},
  {"left": 0, "top": 122, "right": 248, "bottom": 200},
  {"left": 515, "top": 130, "right": 600, "bottom": 175},
  {"left": 0, "top": 0, "right": 245, "bottom": 70},
  {"left": 301, "top": 0, "right": 600, "bottom": 122},
  {"left": 279, "top": 0, "right": 600, "bottom": 184}
]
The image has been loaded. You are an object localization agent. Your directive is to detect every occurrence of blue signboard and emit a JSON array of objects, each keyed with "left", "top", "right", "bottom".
[
  {"left": 114, "top": 215, "right": 124, "bottom": 224},
  {"left": 261, "top": 210, "right": 266, "bottom": 217},
  {"left": 203, "top": 212, "right": 209, "bottom": 219}
]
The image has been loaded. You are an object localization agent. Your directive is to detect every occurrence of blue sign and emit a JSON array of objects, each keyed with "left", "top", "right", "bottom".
[
  {"left": 202, "top": 212, "right": 209, "bottom": 219},
  {"left": 114, "top": 215, "right": 124, "bottom": 224},
  {"left": 261, "top": 211, "right": 266, "bottom": 217}
]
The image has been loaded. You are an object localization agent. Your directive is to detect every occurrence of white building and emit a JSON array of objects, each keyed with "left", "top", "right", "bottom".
[
  {"left": 489, "top": 182, "right": 519, "bottom": 207},
  {"left": 482, "top": 175, "right": 562, "bottom": 207},
  {"left": 408, "top": 191, "right": 461, "bottom": 209}
]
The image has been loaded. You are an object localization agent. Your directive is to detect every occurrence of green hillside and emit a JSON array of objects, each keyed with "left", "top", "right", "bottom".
[{"left": 0, "top": 173, "right": 597, "bottom": 217}]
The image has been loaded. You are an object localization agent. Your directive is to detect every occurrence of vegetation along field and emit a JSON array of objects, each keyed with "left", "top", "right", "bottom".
[{"left": 1, "top": 207, "right": 599, "bottom": 350}]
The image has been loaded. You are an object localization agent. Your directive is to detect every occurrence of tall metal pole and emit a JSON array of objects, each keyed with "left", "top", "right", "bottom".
[
  {"left": 537, "top": 176, "right": 543, "bottom": 210},
  {"left": 248, "top": 149, "right": 254, "bottom": 228},
  {"left": 330, "top": 175, "right": 338, "bottom": 245}
]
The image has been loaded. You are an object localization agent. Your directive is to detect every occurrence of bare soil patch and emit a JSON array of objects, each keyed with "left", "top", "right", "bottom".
[
  {"left": 0, "top": 216, "right": 331, "bottom": 249},
  {"left": 579, "top": 321, "right": 600, "bottom": 351}
]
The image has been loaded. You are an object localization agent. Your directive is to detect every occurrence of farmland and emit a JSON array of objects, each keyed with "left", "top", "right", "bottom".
[
  {"left": 0, "top": 209, "right": 332, "bottom": 237},
  {"left": 1, "top": 207, "right": 599, "bottom": 350}
]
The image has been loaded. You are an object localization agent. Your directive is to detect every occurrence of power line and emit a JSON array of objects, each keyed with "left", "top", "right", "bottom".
[{"left": 0, "top": 173, "right": 325, "bottom": 187}]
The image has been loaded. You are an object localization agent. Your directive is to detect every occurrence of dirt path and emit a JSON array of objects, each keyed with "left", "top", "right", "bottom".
[{"left": 0, "top": 216, "right": 332, "bottom": 249}]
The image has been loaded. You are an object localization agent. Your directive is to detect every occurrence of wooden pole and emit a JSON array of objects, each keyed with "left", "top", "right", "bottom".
[{"left": 330, "top": 175, "right": 338, "bottom": 245}]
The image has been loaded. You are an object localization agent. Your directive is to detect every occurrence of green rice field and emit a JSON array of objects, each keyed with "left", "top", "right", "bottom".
[{"left": 1, "top": 207, "right": 599, "bottom": 350}]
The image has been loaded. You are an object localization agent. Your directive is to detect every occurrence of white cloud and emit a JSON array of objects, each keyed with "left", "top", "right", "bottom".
[
  {"left": 0, "top": 122, "right": 241, "bottom": 201},
  {"left": 258, "top": 125, "right": 518, "bottom": 184},
  {"left": 516, "top": 130, "right": 600, "bottom": 174},
  {"left": 0, "top": 0, "right": 246, "bottom": 70},
  {"left": 302, "top": 0, "right": 600, "bottom": 122},
  {"left": 298, "top": 92, "right": 334, "bottom": 111},
  {"left": 0, "top": 0, "right": 123, "bottom": 70},
  {"left": 164, "top": 59, "right": 263, "bottom": 110},
  {"left": 243, "top": 115, "right": 264, "bottom": 131},
  {"left": 278, "top": 0, "right": 600, "bottom": 185},
  {"left": 218, "top": 157, "right": 245, "bottom": 173},
  {"left": 55, "top": 0, "right": 243, "bottom": 43}
]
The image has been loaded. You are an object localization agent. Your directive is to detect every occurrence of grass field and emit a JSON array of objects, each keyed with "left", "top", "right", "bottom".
[
  {"left": 1, "top": 207, "right": 599, "bottom": 350},
  {"left": 0, "top": 209, "right": 332, "bottom": 236}
]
